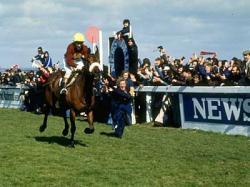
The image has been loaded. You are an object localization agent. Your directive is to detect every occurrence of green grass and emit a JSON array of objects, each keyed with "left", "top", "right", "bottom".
[{"left": 0, "top": 109, "right": 249, "bottom": 187}]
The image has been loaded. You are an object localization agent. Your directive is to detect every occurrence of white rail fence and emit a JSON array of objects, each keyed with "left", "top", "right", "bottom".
[
  {"left": 1, "top": 85, "right": 249, "bottom": 136},
  {"left": 135, "top": 86, "right": 250, "bottom": 136}
]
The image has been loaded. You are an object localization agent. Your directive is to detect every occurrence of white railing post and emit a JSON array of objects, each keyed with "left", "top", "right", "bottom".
[
  {"left": 146, "top": 92, "right": 152, "bottom": 122},
  {"left": 131, "top": 99, "right": 136, "bottom": 124}
]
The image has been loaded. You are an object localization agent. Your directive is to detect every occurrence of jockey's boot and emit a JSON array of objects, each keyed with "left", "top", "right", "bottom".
[{"left": 60, "top": 77, "right": 68, "bottom": 95}]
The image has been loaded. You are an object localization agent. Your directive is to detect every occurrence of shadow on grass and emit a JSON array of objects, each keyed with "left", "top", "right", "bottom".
[
  {"left": 31, "top": 136, "right": 88, "bottom": 147},
  {"left": 100, "top": 132, "right": 122, "bottom": 139}
]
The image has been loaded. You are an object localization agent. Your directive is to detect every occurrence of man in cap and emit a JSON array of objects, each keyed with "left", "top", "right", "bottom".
[{"left": 61, "top": 32, "right": 89, "bottom": 94}]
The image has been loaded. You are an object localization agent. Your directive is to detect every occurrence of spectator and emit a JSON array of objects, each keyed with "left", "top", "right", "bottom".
[
  {"left": 243, "top": 50, "right": 250, "bottom": 84},
  {"left": 137, "top": 58, "right": 154, "bottom": 86},
  {"left": 127, "top": 38, "right": 138, "bottom": 75},
  {"left": 116, "top": 19, "right": 132, "bottom": 43},
  {"left": 94, "top": 75, "right": 114, "bottom": 123},
  {"left": 43, "top": 51, "right": 53, "bottom": 69},
  {"left": 121, "top": 70, "right": 134, "bottom": 93}
]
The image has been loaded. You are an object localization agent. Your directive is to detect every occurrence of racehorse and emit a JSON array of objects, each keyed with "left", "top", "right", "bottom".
[{"left": 39, "top": 52, "right": 101, "bottom": 147}]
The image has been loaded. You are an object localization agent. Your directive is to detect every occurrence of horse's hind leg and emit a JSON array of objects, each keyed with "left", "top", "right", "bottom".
[
  {"left": 62, "top": 110, "right": 69, "bottom": 136},
  {"left": 69, "top": 109, "right": 76, "bottom": 147},
  {"left": 40, "top": 89, "right": 52, "bottom": 132},
  {"left": 39, "top": 107, "right": 49, "bottom": 132}
]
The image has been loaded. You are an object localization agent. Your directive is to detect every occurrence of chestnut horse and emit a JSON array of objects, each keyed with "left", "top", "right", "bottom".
[
  {"left": 39, "top": 49, "right": 102, "bottom": 147},
  {"left": 39, "top": 68, "right": 95, "bottom": 147}
]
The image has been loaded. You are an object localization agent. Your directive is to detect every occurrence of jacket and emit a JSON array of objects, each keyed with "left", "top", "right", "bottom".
[{"left": 64, "top": 43, "right": 89, "bottom": 67}]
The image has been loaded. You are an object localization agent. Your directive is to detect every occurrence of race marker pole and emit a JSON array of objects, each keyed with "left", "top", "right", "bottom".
[
  {"left": 107, "top": 37, "right": 110, "bottom": 74},
  {"left": 92, "top": 42, "right": 96, "bottom": 54},
  {"left": 99, "top": 30, "right": 103, "bottom": 70}
]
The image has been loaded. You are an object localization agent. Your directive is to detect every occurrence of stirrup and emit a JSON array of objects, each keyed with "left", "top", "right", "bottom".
[{"left": 60, "top": 88, "right": 68, "bottom": 95}]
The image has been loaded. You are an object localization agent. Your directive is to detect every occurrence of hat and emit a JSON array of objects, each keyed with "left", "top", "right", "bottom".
[
  {"left": 38, "top": 47, "right": 43, "bottom": 51},
  {"left": 73, "top": 32, "right": 85, "bottom": 42},
  {"left": 243, "top": 50, "right": 250, "bottom": 56}
]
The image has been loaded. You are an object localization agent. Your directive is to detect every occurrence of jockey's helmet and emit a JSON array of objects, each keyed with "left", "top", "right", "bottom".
[{"left": 73, "top": 33, "right": 85, "bottom": 42}]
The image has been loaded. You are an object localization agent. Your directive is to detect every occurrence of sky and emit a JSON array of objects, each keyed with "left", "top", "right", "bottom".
[{"left": 0, "top": 0, "right": 250, "bottom": 68}]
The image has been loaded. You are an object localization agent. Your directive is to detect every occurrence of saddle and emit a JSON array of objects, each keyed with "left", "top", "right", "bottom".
[{"left": 59, "top": 71, "right": 80, "bottom": 94}]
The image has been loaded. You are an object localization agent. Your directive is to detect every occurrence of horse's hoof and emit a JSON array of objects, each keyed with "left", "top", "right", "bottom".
[
  {"left": 62, "top": 129, "right": 69, "bottom": 136},
  {"left": 39, "top": 125, "right": 46, "bottom": 132},
  {"left": 84, "top": 128, "right": 95, "bottom": 134},
  {"left": 68, "top": 141, "right": 75, "bottom": 148}
]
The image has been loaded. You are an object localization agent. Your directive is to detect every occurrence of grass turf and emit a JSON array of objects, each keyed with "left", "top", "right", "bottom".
[{"left": 0, "top": 109, "right": 249, "bottom": 186}]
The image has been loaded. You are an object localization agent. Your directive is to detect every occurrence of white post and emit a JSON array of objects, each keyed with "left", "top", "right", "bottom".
[
  {"left": 99, "top": 30, "right": 103, "bottom": 70},
  {"left": 131, "top": 100, "right": 136, "bottom": 124},
  {"left": 129, "top": 25, "right": 133, "bottom": 38},
  {"left": 107, "top": 37, "right": 110, "bottom": 74},
  {"left": 92, "top": 42, "right": 96, "bottom": 54},
  {"left": 146, "top": 93, "right": 152, "bottom": 122}
]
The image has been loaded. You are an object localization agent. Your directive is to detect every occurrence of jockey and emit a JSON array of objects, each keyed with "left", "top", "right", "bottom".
[
  {"left": 31, "top": 47, "right": 45, "bottom": 65},
  {"left": 31, "top": 47, "right": 51, "bottom": 82},
  {"left": 61, "top": 32, "right": 90, "bottom": 93}
]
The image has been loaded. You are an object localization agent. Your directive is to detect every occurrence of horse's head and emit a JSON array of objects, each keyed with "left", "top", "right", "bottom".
[
  {"left": 87, "top": 46, "right": 99, "bottom": 65},
  {"left": 88, "top": 54, "right": 99, "bottom": 64},
  {"left": 87, "top": 49, "right": 102, "bottom": 78}
]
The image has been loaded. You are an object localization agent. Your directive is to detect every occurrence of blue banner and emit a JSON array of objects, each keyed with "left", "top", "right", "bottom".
[{"left": 182, "top": 93, "right": 250, "bottom": 126}]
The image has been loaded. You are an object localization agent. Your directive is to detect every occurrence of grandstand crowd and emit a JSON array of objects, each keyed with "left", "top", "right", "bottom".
[{"left": 1, "top": 48, "right": 250, "bottom": 87}]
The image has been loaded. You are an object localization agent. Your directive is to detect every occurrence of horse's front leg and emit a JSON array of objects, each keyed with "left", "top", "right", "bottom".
[
  {"left": 62, "top": 110, "right": 69, "bottom": 136},
  {"left": 84, "top": 110, "right": 95, "bottom": 134},
  {"left": 69, "top": 109, "right": 76, "bottom": 147}
]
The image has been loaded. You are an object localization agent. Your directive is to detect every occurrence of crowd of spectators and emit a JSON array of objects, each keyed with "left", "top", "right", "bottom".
[
  {"left": 93, "top": 48, "right": 250, "bottom": 125},
  {"left": 131, "top": 47, "right": 250, "bottom": 87},
  {"left": 0, "top": 58, "right": 59, "bottom": 113},
  {"left": 1, "top": 48, "right": 250, "bottom": 118},
  {"left": 1, "top": 39, "right": 250, "bottom": 127}
]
